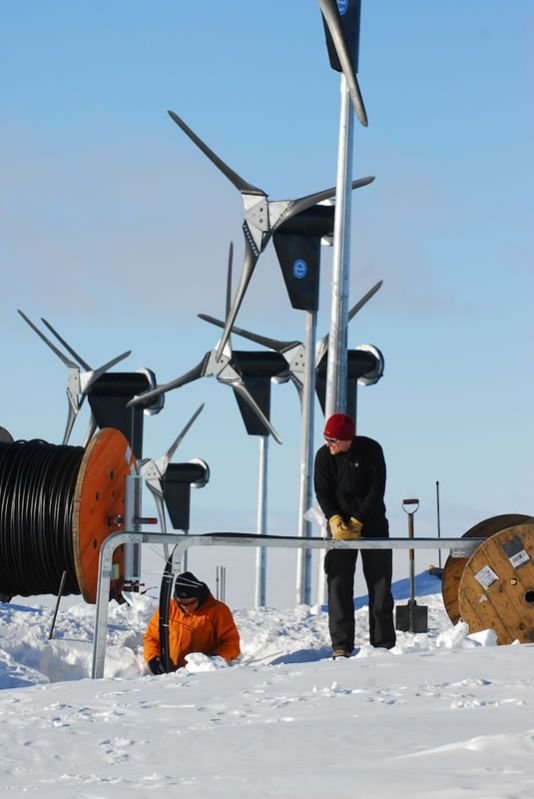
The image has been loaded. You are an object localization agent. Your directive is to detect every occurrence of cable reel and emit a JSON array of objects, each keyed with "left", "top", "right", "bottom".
[{"left": 0, "top": 428, "right": 136, "bottom": 603}]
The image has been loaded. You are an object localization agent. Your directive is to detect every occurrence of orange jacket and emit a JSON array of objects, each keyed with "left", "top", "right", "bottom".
[{"left": 144, "top": 594, "right": 240, "bottom": 670}]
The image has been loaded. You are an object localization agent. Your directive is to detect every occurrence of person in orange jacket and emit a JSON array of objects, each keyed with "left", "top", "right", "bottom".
[{"left": 144, "top": 571, "right": 241, "bottom": 674}]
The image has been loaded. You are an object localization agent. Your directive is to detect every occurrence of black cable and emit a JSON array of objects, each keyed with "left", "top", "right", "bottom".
[
  {"left": 0, "top": 439, "right": 84, "bottom": 597},
  {"left": 159, "top": 549, "right": 175, "bottom": 673}
]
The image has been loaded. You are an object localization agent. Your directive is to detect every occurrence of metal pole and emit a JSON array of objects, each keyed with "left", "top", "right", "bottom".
[
  {"left": 48, "top": 570, "right": 67, "bottom": 640},
  {"left": 255, "top": 435, "right": 268, "bottom": 607},
  {"left": 125, "top": 407, "right": 142, "bottom": 589},
  {"left": 296, "top": 310, "right": 317, "bottom": 605},
  {"left": 124, "top": 472, "right": 142, "bottom": 591},
  {"left": 324, "top": 74, "right": 354, "bottom": 419},
  {"left": 436, "top": 480, "right": 442, "bottom": 569}
]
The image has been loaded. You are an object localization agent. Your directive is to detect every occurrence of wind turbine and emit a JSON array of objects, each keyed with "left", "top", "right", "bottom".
[
  {"left": 17, "top": 310, "right": 131, "bottom": 445},
  {"left": 141, "top": 403, "right": 209, "bottom": 569},
  {"left": 166, "top": 110, "right": 374, "bottom": 360},
  {"left": 128, "top": 244, "right": 284, "bottom": 445},
  {"left": 131, "top": 245, "right": 293, "bottom": 606}
]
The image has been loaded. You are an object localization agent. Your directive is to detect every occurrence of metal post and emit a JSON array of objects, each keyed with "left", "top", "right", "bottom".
[
  {"left": 296, "top": 310, "right": 317, "bottom": 605},
  {"left": 126, "top": 407, "right": 142, "bottom": 589},
  {"left": 255, "top": 435, "right": 268, "bottom": 607},
  {"left": 124, "top": 473, "right": 142, "bottom": 590},
  {"left": 436, "top": 480, "right": 442, "bottom": 569},
  {"left": 325, "top": 74, "right": 354, "bottom": 419}
]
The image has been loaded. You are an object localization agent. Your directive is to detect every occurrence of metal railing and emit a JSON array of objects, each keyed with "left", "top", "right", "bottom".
[{"left": 91, "top": 531, "right": 485, "bottom": 679}]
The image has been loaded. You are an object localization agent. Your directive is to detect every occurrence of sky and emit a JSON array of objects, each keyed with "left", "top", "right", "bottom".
[
  {"left": 2, "top": 2, "right": 534, "bottom": 608},
  {"left": 1, "top": 575, "right": 534, "bottom": 797}
]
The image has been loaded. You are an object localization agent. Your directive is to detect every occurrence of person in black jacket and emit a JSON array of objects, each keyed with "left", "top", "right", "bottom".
[{"left": 314, "top": 412, "right": 395, "bottom": 658}]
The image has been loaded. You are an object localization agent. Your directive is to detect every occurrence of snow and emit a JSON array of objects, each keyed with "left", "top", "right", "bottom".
[{"left": 1, "top": 574, "right": 533, "bottom": 798}]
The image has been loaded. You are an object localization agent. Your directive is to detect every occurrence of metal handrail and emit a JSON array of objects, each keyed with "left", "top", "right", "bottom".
[{"left": 91, "top": 531, "right": 485, "bottom": 679}]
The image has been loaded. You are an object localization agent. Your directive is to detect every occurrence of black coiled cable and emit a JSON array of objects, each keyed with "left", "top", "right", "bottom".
[{"left": 0, "top": 439, "right": 85, "bottom": 597}]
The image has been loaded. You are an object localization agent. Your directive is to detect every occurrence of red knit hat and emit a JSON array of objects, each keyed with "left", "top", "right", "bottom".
[{"left": 324, "top": 413, "right": 355, "bottom": 441}]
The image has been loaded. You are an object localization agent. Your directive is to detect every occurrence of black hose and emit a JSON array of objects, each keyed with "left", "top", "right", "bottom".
[
  {"left": 0, "top": 439, "right": 84, "bottom": 597},
  {"left": 158, "top": 547, "right": 176, "bottom": 673}
]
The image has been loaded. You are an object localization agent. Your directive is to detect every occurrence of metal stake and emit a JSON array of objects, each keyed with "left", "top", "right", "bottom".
[{"left": 48, "top": 570, "right": 67, "bottom": 640}]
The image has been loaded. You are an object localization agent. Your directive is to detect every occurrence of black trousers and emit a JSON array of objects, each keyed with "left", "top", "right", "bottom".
[{"left": 325, "top": 548, "right": 396, "bottom": 651}]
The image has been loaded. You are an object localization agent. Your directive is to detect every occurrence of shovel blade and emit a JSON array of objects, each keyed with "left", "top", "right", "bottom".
[{"left": 395, "top": 601, "right": 428, "bottom": 633}]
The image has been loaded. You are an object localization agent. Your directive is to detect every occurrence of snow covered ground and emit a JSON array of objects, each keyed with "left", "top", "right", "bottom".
[{"left": 1, "top": 573, "right": 533, "bottom": 798}]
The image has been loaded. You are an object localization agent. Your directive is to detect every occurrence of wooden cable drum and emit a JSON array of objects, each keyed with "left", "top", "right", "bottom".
[
  {"left": 441, "top": 514, "right": 532, "bottom": 625},
  {"left": 0, "top": 427, "right": 14, "bottom": 443},
  {"left": 0, "top": 428, "right": 136, "bottom": 604},
  {"left": 72, "top": 427, "right": 137, "bottom": 602},
  {"left": 459, "top": 523, "right": 534, "bottom": 644}
]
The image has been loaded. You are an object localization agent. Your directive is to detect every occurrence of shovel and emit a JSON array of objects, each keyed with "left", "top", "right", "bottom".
[{"left": 395, "top": 498, "right": 429, "bottom": 633}]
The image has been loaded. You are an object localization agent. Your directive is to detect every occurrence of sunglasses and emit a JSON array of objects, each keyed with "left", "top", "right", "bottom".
[{"left": 324, "top": 436, "right": 339, "bottom": 444}]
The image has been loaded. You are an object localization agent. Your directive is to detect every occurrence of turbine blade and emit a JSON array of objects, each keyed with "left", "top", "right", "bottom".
[
  {"left": 83, "top": 350, "right": 131, "bottom": 393},
  {"left": 348, "top": 280, "right": 383, "bottom": 322},
  {"left": 164, "top": 403, "right": 205, "bottom": 467},
  {"left": 168, "top": 110, "right": 265, "bottom": 196},
  {"left": 62, "top": 402, "right": 77, "bottom": 445},
  {"left": 225, "top": 242, "right": 233, "bottom": 320},
  {"left": 319, "top": 0, "right": 368, "bottom": 127},
  {"left": 40, "top": 318, "right": 91, "bottom": 370},
  {"left": 17, "top": 310, "right": 77, "bottom": 368},
  {"left": 277, "top": 176, "right": 374, "bottom": 227},
  {"left": 199, "top": 313, "right": 300, "bottom": 354},
  {"left": 316, "top": 281, "right": 383, "bottom": 366},
  {"left": 232, "top": 381, "right": 282, "bottom": 445},
  {"left": 215, "top": 242, "right": 258, "bottom": 361},
  {"left": 289, "top": 371, "right": 304, "bottom": 399},
  {"left": 128, "top": 357, "right": 208, "bottom": 407},
  {"left": 81, "top": 413, "right": 98, "bottom": 448}
]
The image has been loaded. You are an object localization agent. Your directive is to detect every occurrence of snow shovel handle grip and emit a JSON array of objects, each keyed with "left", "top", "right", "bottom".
[{"left": 402, "top": 498, "right": 420, "bottom": 512}]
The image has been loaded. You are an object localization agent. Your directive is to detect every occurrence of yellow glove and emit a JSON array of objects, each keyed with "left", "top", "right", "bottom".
[
  {"left": 328, "top": 514, "right": 346, "bottom": 538},
  {"left": 347, "top": 517, "right": 363, "bottom": 538},
  {"left": 329, "top": 514, "right": 359, "bottom": 541}
]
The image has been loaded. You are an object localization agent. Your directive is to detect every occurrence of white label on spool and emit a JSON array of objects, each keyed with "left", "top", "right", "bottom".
[
  {"left": 474, "top": 565, "right": 499, "bottom": 589},
  {"left": 509, "top": 549, "right": 529, "bottom": 568}
]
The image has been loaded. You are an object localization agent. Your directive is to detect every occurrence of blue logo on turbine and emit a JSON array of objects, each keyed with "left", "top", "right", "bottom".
[
  {"left": 337, "top": 0, "right": 348, "bottom": 14},
  {"left": 293, "top": 259, "right": 307, "bottom": 280}
]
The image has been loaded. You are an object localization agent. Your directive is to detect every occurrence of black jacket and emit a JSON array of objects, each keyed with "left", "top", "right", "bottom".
[{"left": 314, "top": 436, "right": 389, "bottom": 537}]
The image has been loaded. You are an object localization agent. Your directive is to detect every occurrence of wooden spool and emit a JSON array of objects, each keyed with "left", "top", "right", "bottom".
[
  {"left": 459, "top": 523, "right": 534, "bottom": 644},
  {"left": 0, "top": 427, "right": 14, "bottom": 443},
  {"left": 72, "top": 427, "right": 136, "bottom": 603},
  {"left": 441, "top": 514, "right": 531, "bottom": 624}
]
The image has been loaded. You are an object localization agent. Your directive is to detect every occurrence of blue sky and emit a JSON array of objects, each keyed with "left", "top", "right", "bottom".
[{"left": 2, "top": 2, "right": 533, "bottom": 604}]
